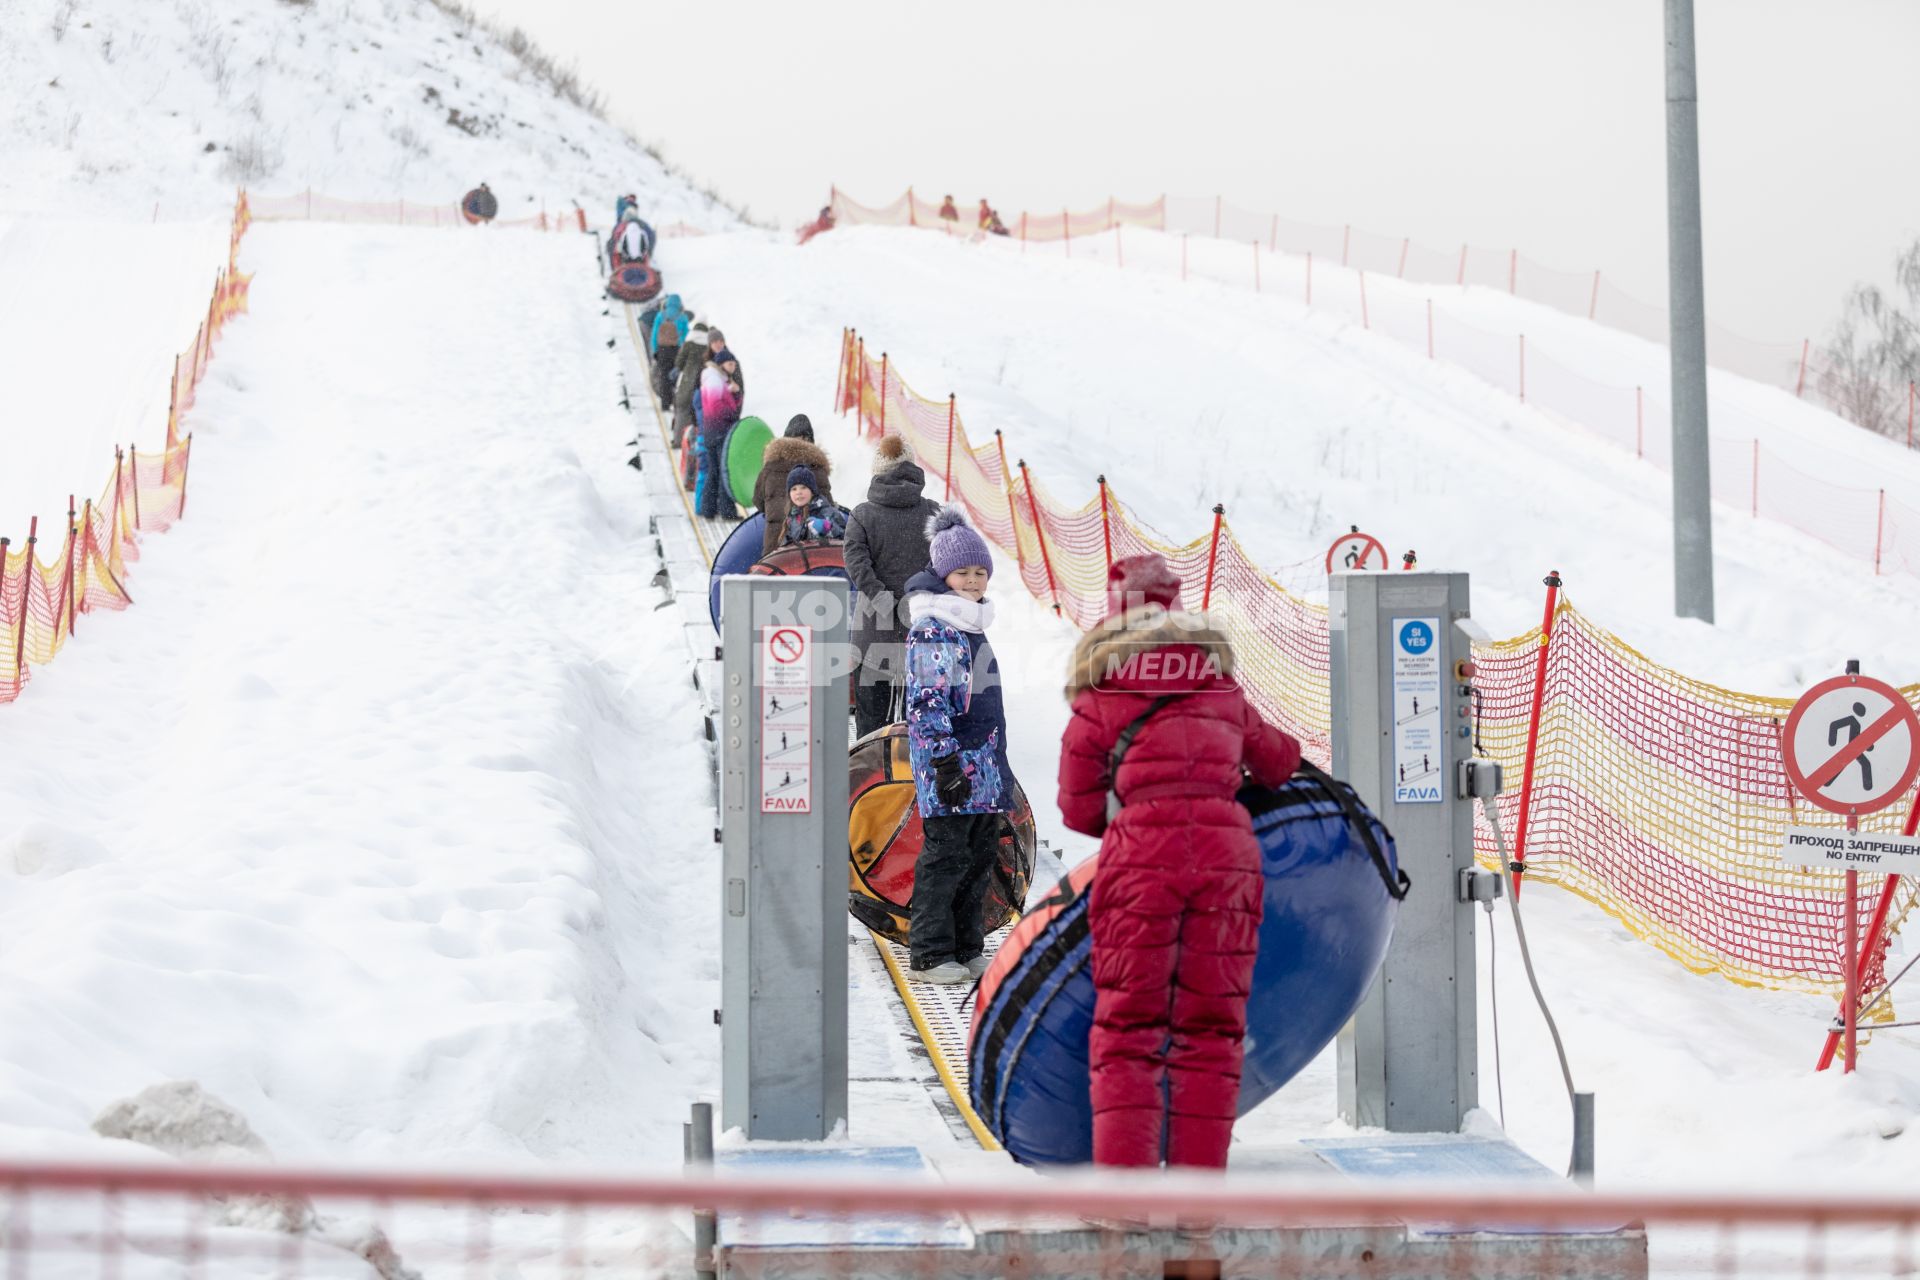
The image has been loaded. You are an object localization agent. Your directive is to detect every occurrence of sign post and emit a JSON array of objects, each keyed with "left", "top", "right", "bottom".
[
  {"left": 1333, "top": 570, "right": 1479, "bottom": 1131},
  {"left": 1779, "top": 663, "right": 1920, "bottom": 1073},
  {"left": 718, "top": 576, "right": 851, "bottom": 1138}
]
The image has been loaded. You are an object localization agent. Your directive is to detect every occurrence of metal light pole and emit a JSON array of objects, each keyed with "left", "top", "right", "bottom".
[{"left": 1666, "top": 0, "right": 1715, "bottom": 622}]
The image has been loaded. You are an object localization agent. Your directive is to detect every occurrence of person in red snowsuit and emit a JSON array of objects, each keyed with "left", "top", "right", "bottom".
[{"left": 1056, "top": 554, "right": 1302, "bottom": 1168}]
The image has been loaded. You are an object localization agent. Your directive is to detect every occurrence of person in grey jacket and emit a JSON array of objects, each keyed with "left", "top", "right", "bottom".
[{"left": 844, "top": 434, "right": 942, "bottom": 738}]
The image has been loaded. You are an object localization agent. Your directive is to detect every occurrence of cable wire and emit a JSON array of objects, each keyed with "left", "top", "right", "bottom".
[{"left": 1479, "top": 795, "right": 1579, "bottom": 1175}]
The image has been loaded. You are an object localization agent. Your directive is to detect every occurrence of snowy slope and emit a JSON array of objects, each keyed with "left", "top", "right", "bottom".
[
  {"left": 0, "top": 223, "right": 717, "bottom": 1174},
  {"left": 0, "top": 0, "right": 733, "bottom": 227}
]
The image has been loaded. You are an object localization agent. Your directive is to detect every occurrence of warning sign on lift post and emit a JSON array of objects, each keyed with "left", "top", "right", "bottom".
[
  {"left": 1392, "top": 617, "right": 1443, "bottom": 804},
  {"left": 1326, "top": 527, "right": 1389, "bottom": 575},
  {"left": 760, "top": 625, "right": 812, "bottom": 814},
  {"left": 1779, "top": 671, "right": 1920, "bottom": 873}
]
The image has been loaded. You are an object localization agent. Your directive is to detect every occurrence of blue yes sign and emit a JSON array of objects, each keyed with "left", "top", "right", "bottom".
[{"left": 1392, "top": 617, "right": 1443, "bottom": 804}]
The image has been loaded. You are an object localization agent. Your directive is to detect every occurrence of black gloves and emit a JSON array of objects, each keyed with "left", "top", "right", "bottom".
[{"left": 932, "top": 752, "right": 972, "bottom": 808}]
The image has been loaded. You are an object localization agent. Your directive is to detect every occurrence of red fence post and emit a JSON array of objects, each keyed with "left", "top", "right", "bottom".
[
  {"left": 943, "top": 394, "right": 956, "bottom": 502},
  {"left": 878, "top": 353, "right": 888, "bottom": 437},
  {"left": 128, "top": 445, "right": 141, "bottom": 528},
  {"left": 1589, "top": 270, "right": 1602, "bottom": 321},
  {"left": 1795, "top": 339, "right": 1810, "bottom": 398},
  {"left": 1457, "top": 244, "right": 1467, "bottom": 286},
  {"left": 1875, "top": 489, "right": 1887, "bottom": 575},
  {"left": 1341, "top": 224, "right": 1351, "bottom": 268},
  {"left": 1201, "top": 504, "right": 1225, "bottom": 610},
  {"left": 833, "top": 328, "right": 847, "bottom": 418},
  {"left": 1751, "top": 440, "right": 1759, "bottom": 518},
  {"left": 15, "top": 517, "right": 36, "bottom": 681},
  {"left": 1636, "top": 386, "right": 1645, "bottom": 459},
  {"left": 1817, "top": 794, "right": 1919, "bottom": 1071},
  {"left": 1096, "top": 474, "right": 1113, "bottom": 572},
  {"left": 1510, "top": 570, "right": 1563, "bottom": 896},
  {"left": 179, "top": 435, "right": 194, "bottom": 518},
  {"left": 61, "top": 496, "right": 76, "bottom": 638},
  {"left": 1426, "top": 299, "right": 1434, "bottom": 359},
  {"left": 908, "top": 187, "right": 917, "bottom": 228},
  {"left": 1359, "top": 271, "right": 1369, "bottom": 330},
  {"left": 1252, "top": 241, "right": 1260, "bottom": 292},
  {"left": 848, "top": 337, "right": 864, "bottom": 433},
  {"left": 1518, "top": 334, "right": 1526, "bottom": 402},
  {"left": 1018, "top": 460, "right": 1061, "bottom": 616},
  {"left": 994, "top": 431, "right": 1027, "bottom": 577}
]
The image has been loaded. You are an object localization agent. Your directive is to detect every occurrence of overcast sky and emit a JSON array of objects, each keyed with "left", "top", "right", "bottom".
[{"left": 479, "top": 0, "right": 1919, "bottom": 341}]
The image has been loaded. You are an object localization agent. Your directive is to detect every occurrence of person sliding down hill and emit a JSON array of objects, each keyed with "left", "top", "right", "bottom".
[
  {"left": 904, "top": 507, "right": 1015, "bottom": 985},
  {"left": 778, "top": 467, "right": 848, "bottom": 545},
  {"left": 754, "top": 415, "right": 834, "bottom": 555},
  {"left": 1057, "top": 553, "right": 1302, "bottom": 1169}
]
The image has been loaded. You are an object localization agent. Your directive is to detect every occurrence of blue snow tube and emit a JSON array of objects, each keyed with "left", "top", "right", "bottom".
[
  {"left": 708, "top": 514, "right": 768, "bottom": 628},
  {"left": 967, "top": 764, "right": 1406, "bottom": 1167}
]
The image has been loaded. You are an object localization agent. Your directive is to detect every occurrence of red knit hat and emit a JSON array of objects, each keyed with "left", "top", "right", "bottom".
[{"left": 1106, "top": 553, "right": 1183, "bottom": 615}]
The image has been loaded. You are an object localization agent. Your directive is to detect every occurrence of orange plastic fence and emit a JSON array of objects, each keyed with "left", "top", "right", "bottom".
[
  {"left": 249, "top": 189, "right": 588, "bottom": 231},
  {"left": 837, "top": 330, "right": 1919, "bottom": 1005},
  {"left": 829, "top": 187, "right": 1920, "bottom": 585},
  {"left": 0, "top": 193, "right": 252, "bottom": 706}
]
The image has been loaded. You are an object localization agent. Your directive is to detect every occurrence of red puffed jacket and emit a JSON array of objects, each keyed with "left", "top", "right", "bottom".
[{"left": 1058, "top": 603, "right": 1301, "bottom": 1168}]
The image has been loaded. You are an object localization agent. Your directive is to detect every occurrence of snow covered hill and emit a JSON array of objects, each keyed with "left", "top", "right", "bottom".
[{"left": 0, "top": 0, "right": 735, "bottom": 226}]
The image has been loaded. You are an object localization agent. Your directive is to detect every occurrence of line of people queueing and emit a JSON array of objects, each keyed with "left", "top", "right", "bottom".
[{"left": 627, "top": 287, "right": 1304, "bottom": 1168}]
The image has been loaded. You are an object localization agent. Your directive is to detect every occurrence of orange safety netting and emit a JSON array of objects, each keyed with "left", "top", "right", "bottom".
[
  {"left": 827, "top": 188, "right": 1920, "bottom": 588},
  {"left": 836, "top": 330, "right": 1919, "bottom": 1002},
  {"left": 1, "top": 193, "right": 251, "bottom": 705},
  {"left": 249, "top": 189, "right": 589, "bottom": 232},
  {"left": 829, "top": 188, "right": 1166, "bottom": 240}
]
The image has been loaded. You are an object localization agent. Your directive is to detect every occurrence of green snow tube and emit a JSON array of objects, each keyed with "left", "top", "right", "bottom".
[{"left": 723, "top": 416, "right": 774, "bottom": 511}]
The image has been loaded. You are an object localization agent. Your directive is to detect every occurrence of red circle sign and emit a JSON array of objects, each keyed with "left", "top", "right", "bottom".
[
  {"left": 768, "top": 628, "right": 806, "bottom": 664},
  {"left": 1781, "top": 674, "right": 1920, "bottom": 817},
  {"left": 1326, "top": 530, "right": 1389, "bottom": 574}
]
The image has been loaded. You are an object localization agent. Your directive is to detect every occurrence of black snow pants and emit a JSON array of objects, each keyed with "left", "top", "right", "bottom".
[{"left": 910, "top": 813, "right": 999, "bottom": 970}]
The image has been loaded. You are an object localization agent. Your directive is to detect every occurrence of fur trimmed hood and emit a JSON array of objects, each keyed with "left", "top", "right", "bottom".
[{"left": 1065, "top": 605, "right": 1237, "bottom": 701}]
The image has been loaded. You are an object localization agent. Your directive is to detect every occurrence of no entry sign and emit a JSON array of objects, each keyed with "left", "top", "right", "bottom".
[
  {"left": 1326, "top": 528, "right": 1389, "bottom": 574},
  {"left": 1781, "top": 674, "right": 1920, "bottom": 817}
]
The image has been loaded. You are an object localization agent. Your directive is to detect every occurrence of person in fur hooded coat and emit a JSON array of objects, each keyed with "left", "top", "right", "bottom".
[
  {"left": 753, "top": 415, "right": 835, "bottom": 555},
  {"left": 1056, "top": 552, "right": 1302, "bottom": 1169}
]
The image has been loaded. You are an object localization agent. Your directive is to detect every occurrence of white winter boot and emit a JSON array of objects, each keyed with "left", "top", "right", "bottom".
[{"left": 909, "top": 960, "right": 970, "bottom": 985}]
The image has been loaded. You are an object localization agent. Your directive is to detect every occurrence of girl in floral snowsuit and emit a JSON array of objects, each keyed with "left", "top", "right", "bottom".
[{"left": 903, "top": 506, "right": 1013, "bottom": 984}]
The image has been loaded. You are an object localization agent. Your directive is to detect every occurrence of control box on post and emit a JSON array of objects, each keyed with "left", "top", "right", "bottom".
[
  {"left": 1332, "top": 571, "right": 1478, "bottom": 1133},
  {"left": 717, "top": 575, "right": 851, "bottom": 1141}
]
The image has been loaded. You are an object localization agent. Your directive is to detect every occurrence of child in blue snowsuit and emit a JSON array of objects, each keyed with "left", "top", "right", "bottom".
[{"left": 904, "top": 505, "right": 1013, "bottom": 984}]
